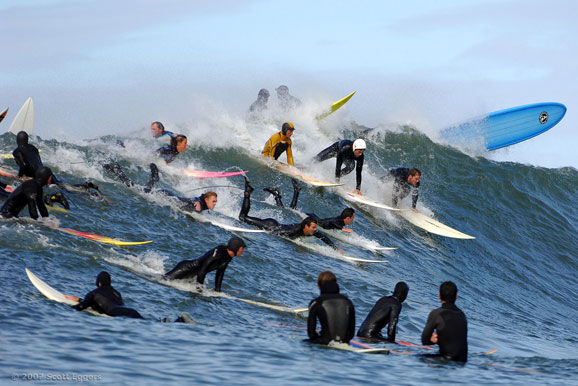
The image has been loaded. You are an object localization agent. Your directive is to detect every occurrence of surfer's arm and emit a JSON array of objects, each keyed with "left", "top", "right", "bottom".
[
  {"left": 214, "top": 263, "right": 229, "bottom": 292},
  {"left": 411, "top": 188, "right": 419, "bottom": 209},
  {"left": 286, "top": 144, "right": 294, "bottom": 166},
  {"left": 314, "top": 231, "right": 337, "bottom": 249},
  {"left": 73, "top": 292, "right": 94, "bottom": 311},
  {"left": 335, "top": 153, "right": 344, "bottom": 179},
  {"left": 421, "top": 312, "right": 437, "bottom": 345},
  {"left": 12, "top": 149, "right": 26, "bottom": 176},
  {"left": 387, "top": 307, "right": 400, "bottom": 342},
  {"left": 355, "top": 156, "right": 363, "bottom": 190},
  {"left": 36, "top": 190, "right": 49, "bottom": 218},
  {"left": 307, "top": 301, "right": 320, "bottom": 340}
]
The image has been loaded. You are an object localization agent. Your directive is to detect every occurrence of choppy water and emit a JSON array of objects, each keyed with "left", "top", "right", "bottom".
[{"left": 1, "top": 117, "right": 577, "bottom": 384}]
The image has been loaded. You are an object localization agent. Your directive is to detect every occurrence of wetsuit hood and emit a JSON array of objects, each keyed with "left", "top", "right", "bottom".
[
  {"left": 34, "top": 167, "right": 53, "bottom": 186},
  {"left": 393, "top": 281, "right": 409, "bottom": 303},
  {"left": 320, "top": 280, "right": 340, "bottom": 295},
  {"left": 16, "top": 131, "right": 29, "bottom": 146},
  {"left": 96, "top": 271, "right": 111, "bottom": 287}
]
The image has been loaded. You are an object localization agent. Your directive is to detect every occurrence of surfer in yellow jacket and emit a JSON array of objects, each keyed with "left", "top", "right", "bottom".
[{"left": 262, "top": 122, "right": 295, "bottom": 166}]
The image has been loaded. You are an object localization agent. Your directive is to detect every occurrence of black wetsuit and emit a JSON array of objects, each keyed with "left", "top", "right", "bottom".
[
  {"left": 156, "top": 145, "right": 179, "bottom": 163},
  {"left": 421, "top": 303, "right": 468, "bottom": 362},
  {"left": 389, "top": 167, "right": 419, "bottom": 209},
  {"left": 307, "top": 281, "right": 356, "bottom": 345},
  {"left": 357, "top": 295, "right": 403, "bottom": 342},
  {"left": 239, "top": 187, "right": 336, "bottom": 248},
  {"left": 0, "top": 179, "right": 48, "bottom": 219},
  {"left": 306, "top": 213, "right": 345, "bottom": 231},
  {"left": 164, "top": 245, "right": 232, "bottom": 291},
  {"left": 73, "top": 285, "right": 143, "bottom": 319},
  {"left": 13, "top": 143, "right": 43, "bottom": 178},
  {"left": 0, "top": 180, "right": 10, "bottom": 199},
  {"left": 315, "top": 140, "right": 364, "bottom": 190}
]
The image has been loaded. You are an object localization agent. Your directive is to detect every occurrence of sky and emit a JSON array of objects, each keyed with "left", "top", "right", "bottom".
[{"left": 1, "top": 0, "right": 576, "bottom": 168}]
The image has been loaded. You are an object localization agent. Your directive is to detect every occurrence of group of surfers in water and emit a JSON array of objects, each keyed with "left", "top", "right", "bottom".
[{"left": 1, "top": 116, "right": 468, "bottom": 362}]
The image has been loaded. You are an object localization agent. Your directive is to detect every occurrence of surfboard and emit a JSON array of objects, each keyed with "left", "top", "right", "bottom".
[
  {"left": 398, "top": 210, "right": 475, "bottom": 239},
  {"left": 0, "top": 108, "right": 7, "bottom": 124},
  {"left": 273, "top": 161, "right": 343, "bottom": 187},
  {"left": 441, "top": 102, "right": 567, "bottom": 151},
  {"left": 0, "top": 167, "right": 18, "bottom": 178},
  {"left": 214, "top": 293, "right": 306, "bottom": 314},
  {"left": 323, "top": 341, "right": 389, "bottom": 354},
  {"left": 183, "top": 170, "right": 248, "bottom": 178},
  {"left": 181, "top": 209, "right": 268, "bottom": 233},
  {"left": 316, "top": 91, "right": 356, "bottom": 120},
  {"left": 289, "top": 239, "right": 389, "bottom": 264},
  {"left": 337, "top": 189, "right": 399, "bottom": 211},
  {"left": 56, "top": 227, "right": 153, "bottom": 246},
  {"left": 25, "top": 268, "right": 107, "bottom": 316},
  {"left": 9, "top": 97, "right": 34, "bottom": 135}
]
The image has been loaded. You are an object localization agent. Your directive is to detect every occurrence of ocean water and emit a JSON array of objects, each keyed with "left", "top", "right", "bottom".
[{"left": 1, "top": 119, "right": 577, "bottom": 384}]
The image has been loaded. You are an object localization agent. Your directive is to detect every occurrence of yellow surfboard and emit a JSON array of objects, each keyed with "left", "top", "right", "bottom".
[{"left": 316, "top": 91, "right": 356, "bottom": 120}]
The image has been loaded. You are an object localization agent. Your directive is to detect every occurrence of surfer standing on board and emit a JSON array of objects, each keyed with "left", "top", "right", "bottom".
[
  {"left": 421, "top": 281, "right": 468, "bottom": 362},
  {"left": 387, "top": 167, "right": 421, "bottom": 211},
  {"left": 163, "top": 236, "right": 246, "bottom": 292},
  {"left": 314, "top": 139, "right": 366, "bottom": 195},
  {"left": 0, "top": 166, "right": 52, "bottom": 220},
  {"left": 262, "top": 122, "right": 295, "bottom": 166},
  {"left": 357, "top": 281, "right": 409, "bottom": 342},
  {"left": 238, "top": 178, "right": 336, "bottom": 248},
  {"left": 307, "top": 271, "right": 356, "bottom": 345}
]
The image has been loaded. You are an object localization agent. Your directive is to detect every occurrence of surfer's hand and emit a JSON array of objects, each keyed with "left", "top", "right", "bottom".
[
  {"left": 353, "top": 189, "right": 362, "bottom": 196},
  {"left": 342, "top": 228, "right": 353, "bottom": 233},
  {"left": 430, "top": 332, "right": 438, "bottom": 344},
  {"left": 337, "top": 249, "right": 345, "bottom": 255},
  {"left": 413, "top": 208, "right": 419, "bottom": 213},
  {"left": 194, "top": 201, "right": 201, "bottom": 212},
  {"left": 4, "top": 185, "right": 13, "bottom": 192}
]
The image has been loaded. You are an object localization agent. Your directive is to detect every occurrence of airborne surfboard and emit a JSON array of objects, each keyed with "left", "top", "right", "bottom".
[
  {"left": 183, "top": 170, "right": 248, "bottom": 178},
  {"left": 0, "top": 108, "right": 7, "bottom": 124},
  {"left": 316, "top": 91, "right": 356, "bottom": 120},
  {"left": 9, "top": 97, "right": 34, "bottom": 135}
]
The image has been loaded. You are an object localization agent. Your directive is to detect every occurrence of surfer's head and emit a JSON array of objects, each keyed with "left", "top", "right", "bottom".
[
  {"left": 340, "top": 208, "right": 355, "bottom": 225},
  {"left": 439, "top": 281, "right": 458, "bottom": 304},
  {"left": 16, "top": 131, "right": 29, "bottom": 146},
  {"left": 96, "top": 271, "right": 111, "bottom": 287},
  {"left": 276, "top": 85, "right": 289, "bottom": 96},
  {"left": 300, "top": 216, "right": 318, "bottom": 235},
  {"left": 227, "top": 236, "right": 246, "bottom": 256},
  {"left": 172, "top": 135, "right": 188, "bottom": 153},
  {"left": 281, "top": 122, "right": 295, "bottom": 137},
  {"left": 34, "top": 167, "right": 53, "bottom": 186},
  {"left": 258, "top": 88, "right": 270, "bottom": 100},
  {"left": 202, "top": 191, "right": 218, "bottom": 210},
  {"left": 151, "top": 121, "right": 165, "bottom": 137},
  {"left": 393, "top": 281, "right": 409, "bottom": 303},
  {"left": 317, "top": 270, "right": 339, "bottom": 294},
  {"left": 408, "top": 168, "right": 421, "bottom": 186}
]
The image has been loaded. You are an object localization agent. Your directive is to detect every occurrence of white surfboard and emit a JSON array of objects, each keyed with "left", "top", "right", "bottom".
[
  {"left": 25, "top": 268, "right": 107, "bottom": 316},
  {"left": 398, "top": 210, "right": 475, "bottom": 239},
  {"left": 182, "top": 209, "right": 268, "bottom": 233},
  {"left": 272, "top": 161, "right": 344, "bottom": 187},
  {"left": 290, "top": 239, "right": 389, "bottom": 264},
  {"left": 327, "top": 341, "right": 389, "bottom": 354},
  {"left": 9, "top": 97, "right": 34, "bottom": 135},
  {"left": 337, "top": 189, "right": 399, "bottom": 211}
]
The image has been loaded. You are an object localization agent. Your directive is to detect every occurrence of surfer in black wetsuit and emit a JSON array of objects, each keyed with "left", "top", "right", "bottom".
[
  {"left": 314, "top": 139, "right": 366, "bottom": 194},
  {"left": 263, "top": 183, "right": 356, "bottom": 233},
  {"left": 421, "top": 281, "right": 468, "bottom": 362},
  {"left": 238, "top": 178, "right": 336, "bottom": 248},
  {"left": 73, "top": 271, "right": 143, "bottom": 319},
  {"left": 163, "top": 236, "right": 246, "bottom": 292},
  {"left": 0, "top": 166, "right": 52, "bottom": 219},
  {"left": 12, "top": 131, "right": 44, "bottom": 178},
  {"left": 357, "top": 281, "right": 409, "bottom": 342},
  {"left": 104, "top": 162, "right": 217, "bottom": 212},
  {"left": 387, "top": 167, "right": 421, "bottom": 210},
  {"left": 0, "top": 180, "right": 14, "bottom": 199},
  {"left": 307, "top": 271, "right": 355, "bottom": 345}
]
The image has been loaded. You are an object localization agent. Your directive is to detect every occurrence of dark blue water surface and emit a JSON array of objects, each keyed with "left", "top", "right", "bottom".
[{"left": 1, "top": 125, "right": 577, "bottom": 385}]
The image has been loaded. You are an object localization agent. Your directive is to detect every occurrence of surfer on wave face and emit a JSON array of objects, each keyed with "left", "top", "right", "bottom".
[
  {"left": 151, "top": 121, "right": 187, "bottom": 163},
  {"left": 262, "top": 122, "right": 295, "bottom": 166},
  {"left": 238, "top": 177, "right": 336, "bottom": 248},
  {"left": 387, "top": 167, "right": 421, "bottom": 211},
  {"left": 314, "top": 139, "right": 366, "bottom": 195},
  {"left": 163, "top": 236, "right": 246, "bottom": 292},
  {"left": 307, "top": 271, "right": 356, "bottom": 345}
]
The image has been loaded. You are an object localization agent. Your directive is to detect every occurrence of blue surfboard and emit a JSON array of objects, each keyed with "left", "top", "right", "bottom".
[{"left": 441, "top": 102, "right": 566, "bottom": 151}]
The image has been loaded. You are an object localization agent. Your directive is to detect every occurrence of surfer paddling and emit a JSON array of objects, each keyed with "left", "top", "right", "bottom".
[
  {"left": 387, "top": 167, "right": 421, "bottom": 211},
  {"left": 151, "top": 121, "right": 187, "bottom": 163},
  {"left": 307, "top": 271, "right": 355, "bottom": 345},
  {"left": 262, "top": 122, "right": 295, "bottom": 166},
  {"left": 421, "top": 281, "right": 468, "bottom": 362},
  {"left": 238, "top": 178, "right": 337, "bottom": 248},
  {"left": 314, "top": 139, "right": 366, "bottom": 195},
  {"left": 357, "top": 282, "right": 409, "bottom": 342},
  {"left": 163, "top": 236, "right": 246, "bottom": 292}
]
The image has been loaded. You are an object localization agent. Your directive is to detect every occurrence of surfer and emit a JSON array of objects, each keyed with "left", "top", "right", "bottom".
[
  {"left": 163, "top": 236, "right": 246, "bottom": 292},
  {"left": 263, "top": 183, "right": 356, "bottom": 233},
  {"left": 239, "top": 178, "right": 336, "bottom": 248},
  {"left": 314, "top": 139, "right": 366, "bottom": 194},
  {"left": 0, "top": 166, "right": 53, "bottom": 220},
  {"left": 307, "top": 271, "right": 355, "bottom": 345},
  {"left": 151, "top": 121, "right": 187, "bottom": 163},
  {"left": 0, "top": 180, "right": 14, "bottom": 198},
  {"left": 73, "top": 271, "right": 143, "bottom": 319},
  {"left": 249, "top": 88, "right": 270, "bottom": 112},
  {"left": 387, "top": 167, "right": 421, "bottom": 210},
  {"left": 357, "top": 282, "right": 409, "bottom": 342},
  {"left": 103, "top": 163, "right": 216, "bottom": 212},
  {"left": 262, "top": 122, "right": 295, "bottom": 166},
  {"left": 276, "top": 85, "right": 301, "bottom": 111},
  {"left": 421, "top": 281, "right": 468, "bottom": 362}
]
